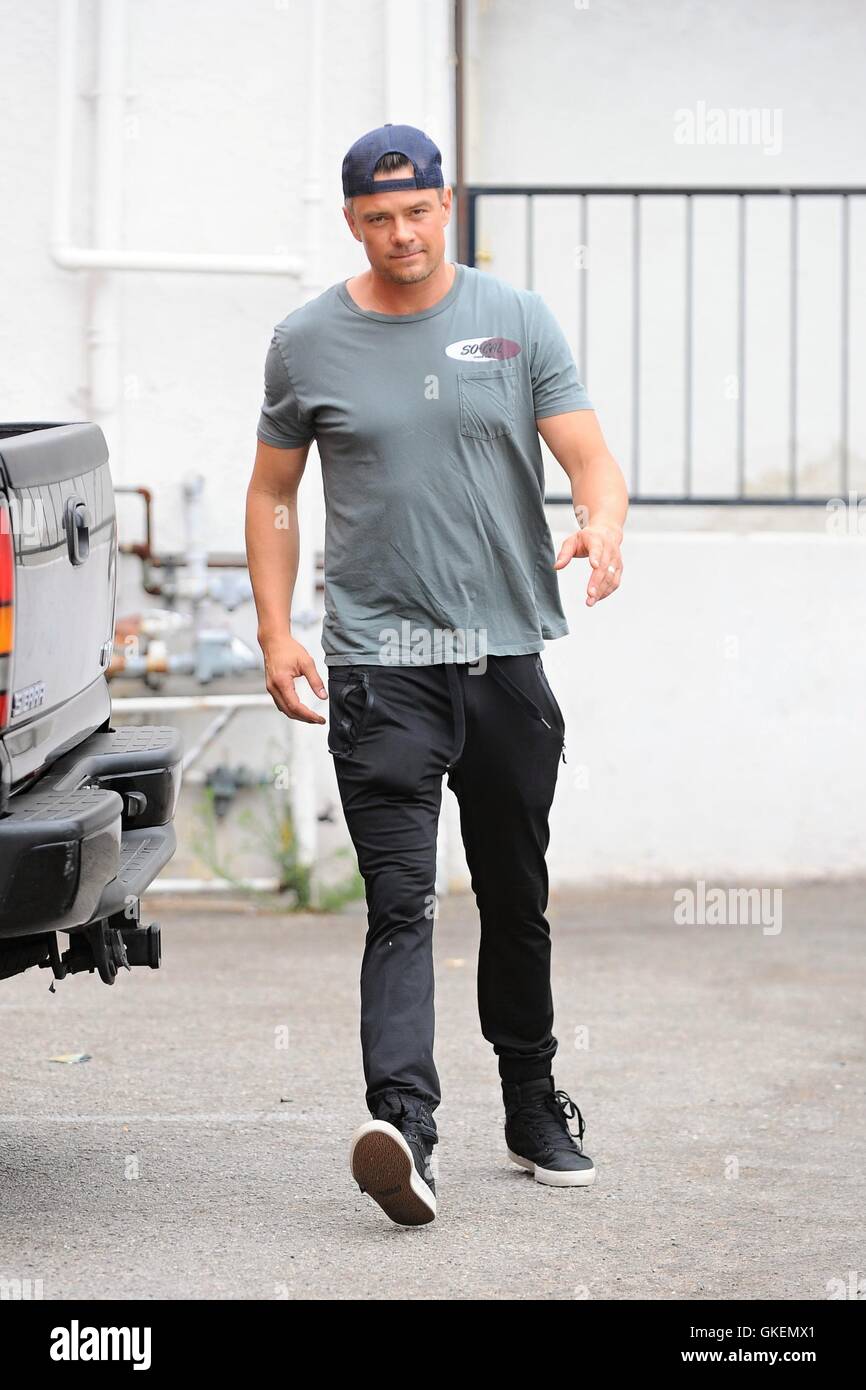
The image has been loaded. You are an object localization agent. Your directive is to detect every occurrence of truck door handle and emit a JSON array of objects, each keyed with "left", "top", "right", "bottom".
[{"left": 64, "top": 497, "right": 91, "bottom": 565}]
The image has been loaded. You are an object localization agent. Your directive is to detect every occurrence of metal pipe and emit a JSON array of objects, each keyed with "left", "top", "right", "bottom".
[
  {"left": 182, "top": 473, "right": 209, "bottom": 612},
  {"left": 840, "top": 194, "right": 850, "bottom": 493},
  {"left": 454, "top": 0, "right": 467, "bottom": 263},
  {"left": 789, "top": 193, "right": 799, "bottom": 497},
  {"left": 52, "top": 0, "right": 302, "bottom": 278},
  {"left": 465, "top": 184, "right": 866, "bottom": 196},
  {"left": 289, "top": 0, "right": 328, "bottom": 903},
  {"left": 89, "top": 0, "right": 125, "bottom": 437},
  {"left": 631, "top": 194, "right": 640, "bottom": 494},
  {"left": 53, "top": 247, "right": 303, "bottom": 275},
  {"left": 114, "top": 484, "right": 286, "bottom": 571},
  {"left": 144, "top": 878, "right": 282, "bottom": 894},
  {"left": 111, "top": 694, "right": 276, "bottom": 712},
  {"left": 544, "top": 494, "right": 834, "bottom": 507},
  {"left": 737, "top": 194, "right": 747, "bottom": 495},
  {"left": 579, "top": 194, "right": 588, "bottom": 387}
]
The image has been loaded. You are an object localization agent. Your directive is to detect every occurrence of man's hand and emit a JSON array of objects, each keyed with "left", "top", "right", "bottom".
[
  {"left": 554, "top": 521, "right": 624, "bottom": 607},
  {"left": 261, "top": 635, "right": 327, "bottom": 724},
  {"left": 535, "top": 412, "right": 628, "bottom": 606}
]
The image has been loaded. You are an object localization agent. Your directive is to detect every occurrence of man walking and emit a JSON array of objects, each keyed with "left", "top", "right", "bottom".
[{"left": 246, "top": 124, "right": 628, "bottom": 1227}]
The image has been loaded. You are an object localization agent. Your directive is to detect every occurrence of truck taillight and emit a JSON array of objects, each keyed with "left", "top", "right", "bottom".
[{"left": 0, "top": 497, "right": 14, "bottom": 727}]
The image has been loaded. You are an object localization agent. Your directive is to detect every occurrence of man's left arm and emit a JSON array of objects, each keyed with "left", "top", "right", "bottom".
[{"left": 536, "top": 409, "right": 629, "bottom": 608}]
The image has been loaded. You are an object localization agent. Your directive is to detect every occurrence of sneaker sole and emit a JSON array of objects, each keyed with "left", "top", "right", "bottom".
[
  {"left": 350, "top": 1120, "right": 437, "bottom": 1226},
  {"left": 506, "top": 1146, "right": 596, "bottom": 1187}
]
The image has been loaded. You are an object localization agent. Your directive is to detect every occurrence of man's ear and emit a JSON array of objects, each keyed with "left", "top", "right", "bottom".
[{"left": 342, "top": 205, "right": 361, "bottom": 241}]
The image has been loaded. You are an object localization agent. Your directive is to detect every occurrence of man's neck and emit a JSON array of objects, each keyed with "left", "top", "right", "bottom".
[{"left": 346, "top": 261, "right": 456, "bottom": 315}]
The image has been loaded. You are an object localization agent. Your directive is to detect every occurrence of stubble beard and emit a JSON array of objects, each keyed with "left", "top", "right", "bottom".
[{"left": 379, "top": 249, "right": 439, "bottom": 286}]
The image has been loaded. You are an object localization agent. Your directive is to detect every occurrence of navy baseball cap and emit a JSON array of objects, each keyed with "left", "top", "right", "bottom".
[{"left": 342, "top": 123, "right": 444, "bottom": 199}]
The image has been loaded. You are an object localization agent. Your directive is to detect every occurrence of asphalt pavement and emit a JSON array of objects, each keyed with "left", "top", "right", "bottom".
[{"left": 0, "top": 880, "right": 863, "bottom": 1301}]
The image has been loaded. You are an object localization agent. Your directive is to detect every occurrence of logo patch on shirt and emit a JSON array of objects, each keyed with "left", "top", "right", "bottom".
[{"left": 445, "top": 337, "right": 522, "bottom": 361}]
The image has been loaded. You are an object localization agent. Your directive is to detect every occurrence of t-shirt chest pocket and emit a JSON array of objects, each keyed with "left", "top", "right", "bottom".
[{"left": 457, "top": 368, "right": 517, "bottom": 441}]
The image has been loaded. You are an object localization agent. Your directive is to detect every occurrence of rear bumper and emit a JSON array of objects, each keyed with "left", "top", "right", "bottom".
[{"left": 0, "top": 725, "right": 182, "bottom": 938}]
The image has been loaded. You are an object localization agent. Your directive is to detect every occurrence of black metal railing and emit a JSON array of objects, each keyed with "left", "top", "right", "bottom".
[{"left": 466, "top": 185, "right": 865, "bottom": 505}]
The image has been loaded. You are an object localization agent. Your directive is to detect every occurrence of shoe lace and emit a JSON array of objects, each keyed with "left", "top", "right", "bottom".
[{"left": 523, "top": 1088, "right": 586, "bottom": 1154}]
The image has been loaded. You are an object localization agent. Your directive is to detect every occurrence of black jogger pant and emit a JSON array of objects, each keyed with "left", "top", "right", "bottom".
[{"left": 326, "top": 653, "right": 567, "bottom": 1137}]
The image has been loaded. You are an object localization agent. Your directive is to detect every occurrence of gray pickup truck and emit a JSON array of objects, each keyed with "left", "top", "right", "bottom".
[{"left": 0, "top": 422, "right": 182, "bottom": 985}]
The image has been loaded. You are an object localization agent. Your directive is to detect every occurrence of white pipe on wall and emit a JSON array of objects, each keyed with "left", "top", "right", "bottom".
[
  {"left": 182, "top": 473, "right": 210, "bottom": 610},
  {"left": 53, "top": 245, "right": 304, "bottom": 275},
  {"left": 89, "top": 0, "right": 124, "bottom": 439},
  {"left": 52, "top": 0, "right": 302, "bottom": 278},
  {"left": 289, "top": 0, "right": 327, "bottom": 902},
  {"left": 145, "top": 878, "right": 282, "bottom": 894},
  {"left": 111, "top": 693, "right": 274, "bottom": 713}
]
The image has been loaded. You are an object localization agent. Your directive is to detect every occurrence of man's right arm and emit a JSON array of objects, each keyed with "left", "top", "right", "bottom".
[{"left": 245, "top": 438, "right": 327, "bottom": 724}]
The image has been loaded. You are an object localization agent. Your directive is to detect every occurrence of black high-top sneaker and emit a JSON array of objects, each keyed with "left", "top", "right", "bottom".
[
  {"left": 502, "top": 1075, "right": 596, "bottom": 1187},
  {"left": 349, "top": 1090, "right": 438, "bottom": 1226}
]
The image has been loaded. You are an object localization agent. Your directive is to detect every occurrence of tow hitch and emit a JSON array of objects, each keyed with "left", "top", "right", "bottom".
[{"left": 41, "top": 902, "right": 162, "bottom": 986}]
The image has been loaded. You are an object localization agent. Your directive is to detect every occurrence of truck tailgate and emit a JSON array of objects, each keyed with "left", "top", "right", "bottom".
[{"left": 0, "top": 423, "right": 116, "bottom": 786}]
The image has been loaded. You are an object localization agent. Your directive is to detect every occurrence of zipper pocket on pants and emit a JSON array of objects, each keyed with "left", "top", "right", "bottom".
[
  {"left": 327, "top": 670, "right": 375, "bottom": 759},
  {"left": 534, "top": 655, "right": 567, "bottom": 764}
]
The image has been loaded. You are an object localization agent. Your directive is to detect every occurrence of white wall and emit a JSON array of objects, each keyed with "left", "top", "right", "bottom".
[
  {"left": 513, "top": 530, "right": 866, "bottom": 887},
  {"left": 1, "top": 0, "right": 863, "bottom": 887}
]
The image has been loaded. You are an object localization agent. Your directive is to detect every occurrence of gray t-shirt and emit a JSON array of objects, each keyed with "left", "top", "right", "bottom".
[{"left": 256, "top": 262, "right": 593, "bottom": 666}]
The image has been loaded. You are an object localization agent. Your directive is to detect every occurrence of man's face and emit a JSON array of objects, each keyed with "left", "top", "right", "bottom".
[{"left": 343, "top": 164, "right": 453, "bottom": 284}]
